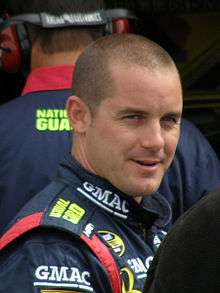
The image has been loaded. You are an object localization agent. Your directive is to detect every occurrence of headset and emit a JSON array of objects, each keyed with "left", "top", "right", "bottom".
[{"left": 0, "top": 9, "right": 136, "bottom": 73}]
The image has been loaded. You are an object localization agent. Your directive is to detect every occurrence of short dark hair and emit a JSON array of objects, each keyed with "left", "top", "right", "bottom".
[
  {"left": 72, "top": 33, "right": 179, "bottom": 109},
  {"left": 6, "top": 0, "right": 105, "bottom": 53}
]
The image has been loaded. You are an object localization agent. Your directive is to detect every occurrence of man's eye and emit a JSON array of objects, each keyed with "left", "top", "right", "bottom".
[
  {"left": 124, "top": 115, "right": 144, "bottom": 120},
  {"left": 161, "top": 115, "right": 180, "bottom": 126}
]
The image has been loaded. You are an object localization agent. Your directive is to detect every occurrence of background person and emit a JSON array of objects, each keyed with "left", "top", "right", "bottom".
[
  {"left": 0, "top": 33, "right": 183, "bottom": 292},
  {"left": 0, "top": 0, "right": 107, "bottom": 233}
]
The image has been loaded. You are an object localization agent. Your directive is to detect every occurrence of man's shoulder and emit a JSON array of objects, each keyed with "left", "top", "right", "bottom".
[
  {"left": 1, "top": 226, "right": 88, "bottom": 256},
  {"left": 0, "top": 174, "right": 97, "bottom": 248},
  {"left": 1, "top": 179, "right": 99, "bottom": 250}
]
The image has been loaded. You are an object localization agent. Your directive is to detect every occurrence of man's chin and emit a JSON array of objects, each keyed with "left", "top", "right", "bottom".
[
  {"left": 124, "top": 182, "right": 161, "bottom": 198},
  {"left": 112, "top": 174, "right": 162, "bottom": 198},
  {"left": 134, "top": 178, "right": 162, "bottom": 197}
]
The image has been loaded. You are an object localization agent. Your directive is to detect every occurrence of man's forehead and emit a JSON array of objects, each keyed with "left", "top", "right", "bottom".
[
  {"left": 99, "top": 63, "right": 182, "bottom": 113},
  {"left": 109, "top": 62, "right": 180, "bottom": 90},
  {"left": 109, "top": 61, "right": 179, "bottom": 84}
]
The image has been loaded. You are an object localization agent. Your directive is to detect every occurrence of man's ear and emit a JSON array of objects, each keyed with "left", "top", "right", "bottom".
[{"left": 66, "top": 95, "right": 91, "bottom": 133}]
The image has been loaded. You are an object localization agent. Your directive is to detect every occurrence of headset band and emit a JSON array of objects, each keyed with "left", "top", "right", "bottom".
[
  {"left": 41, "top": 11, "right": 108, "bottom": 27},
  {"left": 0, "top": 10, "right": 108, "bottom": 30},
  {"left": 0, "top": 9, "right": 136, "bottom": 32}
]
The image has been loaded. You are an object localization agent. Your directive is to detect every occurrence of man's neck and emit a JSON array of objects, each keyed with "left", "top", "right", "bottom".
[{"left": 31, "top": 43, "right": 84, "bottom": 69}]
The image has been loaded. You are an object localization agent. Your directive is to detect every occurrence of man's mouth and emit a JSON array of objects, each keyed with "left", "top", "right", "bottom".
[{"left": 134, "top": 160, "right": 160, "bottom": 167}]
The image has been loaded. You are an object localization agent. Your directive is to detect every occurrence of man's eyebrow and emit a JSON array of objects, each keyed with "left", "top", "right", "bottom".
[
  {"left": 165, "top": 111, "right": 182, "bottom": 118},
  {"left": 115, "top": 108, "right": 182, "bottom": 119},
  {"left": 116, "top": 108, "right": 147, "bottom": 116}
]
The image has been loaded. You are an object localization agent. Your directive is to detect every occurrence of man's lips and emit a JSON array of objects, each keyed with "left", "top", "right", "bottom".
[{"left": 133, "top": 159, "right": 161, "bottom": 166}]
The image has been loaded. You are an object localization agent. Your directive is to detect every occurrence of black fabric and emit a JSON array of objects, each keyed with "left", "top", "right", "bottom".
[{"left": 144, "top": 188, "right": 220, "bottom": 293}]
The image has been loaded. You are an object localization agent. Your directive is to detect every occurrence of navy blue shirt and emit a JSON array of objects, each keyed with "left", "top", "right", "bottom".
[
  {"left": 0, "top": 66, "right": 73, "bottom": 233},
  {"left": 159, "top": 119, "right": 220, "bottom": 225},
  {"left": 0, "top": 65, "right": 220, "bottom": 234}
]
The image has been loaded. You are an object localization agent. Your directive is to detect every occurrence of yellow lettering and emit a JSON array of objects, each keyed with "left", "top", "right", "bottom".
[
  {"left": 36, "top": 109, "right": 46, "bottom": 118},
  {"left": 59, "top": 118, "right": 72, "bottom": 131},
  {"left": 53, "top": 109, "right": 60, "bottom": 118},
  {"left": 46, "top": 110, "right": 54, "bottom": 118},
  {"left": 36, "top": 109, "right": 72, "bottom": 131},
  {"left": 48, "top": 118, "right": 59, "bottom": 131},
  {"left": 36, "top": 118, "right": 48, "bottom": 131}
]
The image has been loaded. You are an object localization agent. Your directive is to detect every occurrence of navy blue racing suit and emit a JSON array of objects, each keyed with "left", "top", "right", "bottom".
[{"left": 0, "top": 156, "right": 171, "bottom": 292}]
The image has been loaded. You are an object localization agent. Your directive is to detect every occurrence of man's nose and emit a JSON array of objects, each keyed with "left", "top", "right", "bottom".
[{"left": 140, "top": 121, "right": 165, "bottom": 151}]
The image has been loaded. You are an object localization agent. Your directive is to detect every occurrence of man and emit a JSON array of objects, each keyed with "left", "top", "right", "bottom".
[
  {"left": 144, "top": 187, "right": 220, "bottom": 293},
  {"left": 0, "top": 0, "right": 106, "bottom": 233},
  {"left": 1, "top": 1, "right": 220, "bottom": 237},
  {"left": 0, "top": 33, "right": 183, "bottom": 292}
]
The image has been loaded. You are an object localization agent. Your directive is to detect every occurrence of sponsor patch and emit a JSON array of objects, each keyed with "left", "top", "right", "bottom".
[
  {"left": 77, "top": 181, "right": 129, "bottom": 219},
  {"left": 99, "top": 230, "right": 125, "bottom": 256},
  {"left": 49, "top": 198, "right": 85, "bottom": 224}
]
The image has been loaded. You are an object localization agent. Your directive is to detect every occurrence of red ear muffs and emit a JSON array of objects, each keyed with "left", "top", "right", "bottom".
[
  {"left": 105, "top": 9, "right": 136, "bottom": 34},
  {"left": 112, "top": 18, "right": 130, "bottom": 34},
  {"left": 0, "top": 24, "right": 22, "bottom": 73},
  {"left": 0, "top": 13, "right": 30, "bottom": 74}
]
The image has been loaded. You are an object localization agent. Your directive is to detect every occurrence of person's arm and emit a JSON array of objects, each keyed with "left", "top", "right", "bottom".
[
  {"left": 159, "top": 118, "right": 220, "bottom": 222},
  {"left": 0, "top": 230, "right": 113, "bottom": 293},
  {"left": 179, "top": 119, "right": 220, "bottom": 203}
]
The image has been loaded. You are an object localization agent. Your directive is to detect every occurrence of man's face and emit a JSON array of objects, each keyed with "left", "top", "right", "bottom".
[{"left": 82, "top": 65, "right": 182, "bottom": 200}]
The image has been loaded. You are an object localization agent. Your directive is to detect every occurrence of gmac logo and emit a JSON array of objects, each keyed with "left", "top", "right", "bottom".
[
  {"left": 34, "top": 265, "right": 93, "bottom": 292},
  {"left": 77, "top": 181, "right": 129, "bottom": 219}
]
